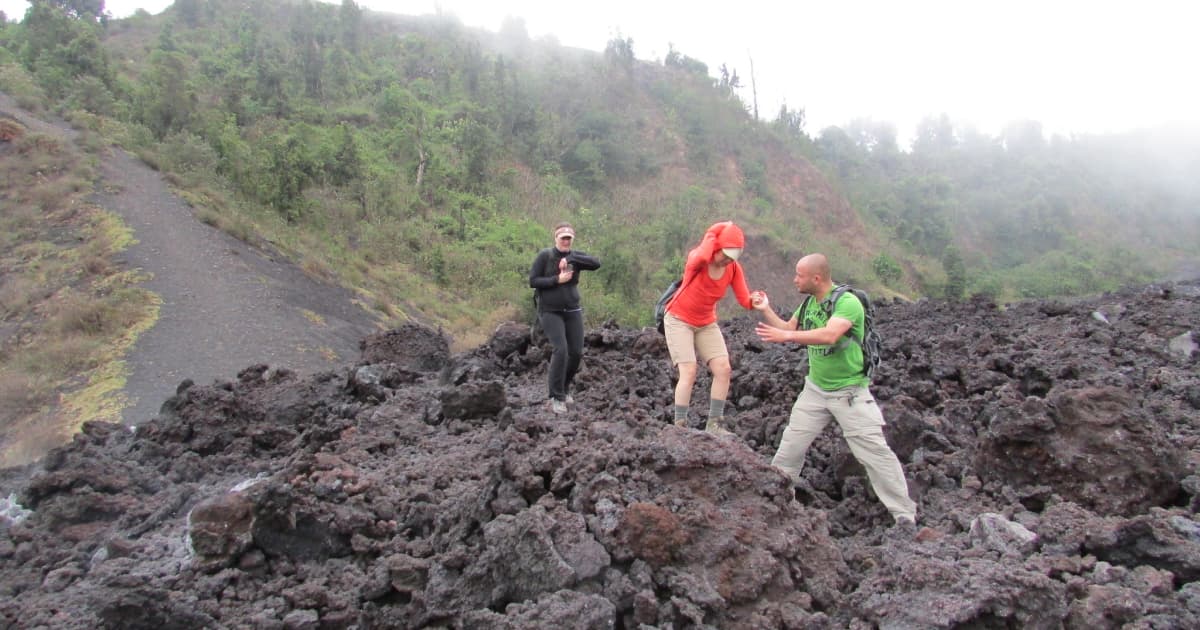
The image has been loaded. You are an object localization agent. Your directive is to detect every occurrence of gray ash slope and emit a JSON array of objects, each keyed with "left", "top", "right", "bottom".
[{"left": 1, "top": 281, "right": 1199, "bottom": 629}]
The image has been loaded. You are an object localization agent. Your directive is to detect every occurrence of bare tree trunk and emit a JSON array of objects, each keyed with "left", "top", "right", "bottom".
[
  {"left": 414, "top": 114, "right": 429, "bottom": 193},
  {"left": 357, "top": 181, "right": 368, "bottom": 221},
  {"left": 748, "top": 51, "right": 759, "bottom": 121},
  {"left": 415, "top": 144, "right": 427, "bottom": 190}
]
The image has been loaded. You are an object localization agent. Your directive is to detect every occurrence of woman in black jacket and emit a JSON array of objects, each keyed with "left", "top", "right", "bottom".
[{"left": 528, "top": 222, "right": 601, "bottom": 413}]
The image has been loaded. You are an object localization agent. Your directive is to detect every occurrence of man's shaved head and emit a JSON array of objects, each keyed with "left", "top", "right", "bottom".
[{"left": 797, "top": 253, "right": 830, "bottom": 279}]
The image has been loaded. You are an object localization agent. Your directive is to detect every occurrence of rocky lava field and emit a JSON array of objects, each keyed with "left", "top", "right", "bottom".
[{"left": 2, "top": 281, "right": 1199, "bottom": 629}]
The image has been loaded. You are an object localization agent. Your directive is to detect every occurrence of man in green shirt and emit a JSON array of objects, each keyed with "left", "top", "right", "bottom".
[{"left": 752, "top": 254, "right": 917, "bottom": 527}]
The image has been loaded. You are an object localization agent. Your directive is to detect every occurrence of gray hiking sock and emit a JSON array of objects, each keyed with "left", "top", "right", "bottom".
[
  {"left": 708, "top": 398, "right": 726, "bottom": 420},
  {"left": 674, "top": 405, "right": 689, "bottom": 422}
]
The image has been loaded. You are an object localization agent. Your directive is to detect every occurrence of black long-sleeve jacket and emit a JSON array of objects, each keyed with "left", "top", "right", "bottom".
[{"left": 528, "top": 247, "right": 601, "bottom": 312}]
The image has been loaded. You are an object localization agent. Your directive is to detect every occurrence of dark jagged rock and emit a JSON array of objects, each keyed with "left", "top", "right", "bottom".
[
  {"left": 439, "top": 380, "right": 507, "bottom": 420},
  {"left": 358, "top": 321, "right": 450, "bottom": 370},
  {"left": 1, "top": 280, "right": 1199, "bottom": 628},
  {"left": 975, "top": 386, "right": 1186, "bottom": 516}
]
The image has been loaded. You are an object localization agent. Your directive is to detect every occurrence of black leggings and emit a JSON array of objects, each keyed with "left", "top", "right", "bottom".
[{"left": 539, "top": 309, "right": 584, "bottom": 401}]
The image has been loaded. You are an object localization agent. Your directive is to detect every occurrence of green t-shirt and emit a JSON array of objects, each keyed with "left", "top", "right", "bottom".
[{"left": 793, "top": 291, "right": 870, "bottom": 391}]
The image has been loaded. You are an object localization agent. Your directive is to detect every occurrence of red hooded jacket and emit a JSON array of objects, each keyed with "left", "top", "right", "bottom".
[{"left": 666, "top": 221, "right": 753, "bottom": 327}]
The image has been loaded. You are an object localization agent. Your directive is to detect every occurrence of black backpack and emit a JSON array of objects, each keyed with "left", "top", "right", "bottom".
[
  {"left": 654, "top": 279, "right": 682, "bottom": 334},
  {"left": 653, "top": 266, "right": 703, "bottom": 334},
  {"left": 798, "top": 284, "right": 882, "bottom": 379}
]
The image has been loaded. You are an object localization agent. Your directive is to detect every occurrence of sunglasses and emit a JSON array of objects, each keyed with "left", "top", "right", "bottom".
[{"left": 557, "top": 235, "right": 574, "bottom": 241}]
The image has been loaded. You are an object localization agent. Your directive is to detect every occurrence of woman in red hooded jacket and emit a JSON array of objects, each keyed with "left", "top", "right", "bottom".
[{"left": 663, "top": 221, "right": 761, "bottom": 434}]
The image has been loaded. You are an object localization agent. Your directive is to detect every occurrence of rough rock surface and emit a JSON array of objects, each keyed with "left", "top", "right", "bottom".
[{"left": 1, "top": 282, "right": 1199, "bottom": 628}]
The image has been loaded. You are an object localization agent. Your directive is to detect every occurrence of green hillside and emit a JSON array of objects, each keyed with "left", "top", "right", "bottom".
[{"left": 2, "top": 0, "right": 1198, "bottom": 348}]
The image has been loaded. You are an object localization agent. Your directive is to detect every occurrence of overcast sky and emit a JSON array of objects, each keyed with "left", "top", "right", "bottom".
[{"left": 3, "top": 0, "right": 1197, "bottom": 145}]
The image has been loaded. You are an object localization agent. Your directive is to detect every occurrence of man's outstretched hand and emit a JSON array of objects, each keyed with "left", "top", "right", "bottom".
[{"left": 756, "top": 322, "right": 792, "bottom": 344}]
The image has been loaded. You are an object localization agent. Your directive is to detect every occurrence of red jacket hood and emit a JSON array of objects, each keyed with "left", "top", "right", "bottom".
[
  {"left": 710, "top": 221, "right": 745, "bottom": 250},
  {"left": 694, "top": 221, "right": 745, "bottom": 262}
]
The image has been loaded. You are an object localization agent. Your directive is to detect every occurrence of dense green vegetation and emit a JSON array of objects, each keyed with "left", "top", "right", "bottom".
[{"left": 2, "top": 0, "right": 1197, "bottom": 344}]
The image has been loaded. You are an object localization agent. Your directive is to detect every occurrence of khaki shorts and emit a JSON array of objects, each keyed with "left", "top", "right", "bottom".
[{"left": 664, "top": 312, "right": 728, "bottom": 366}]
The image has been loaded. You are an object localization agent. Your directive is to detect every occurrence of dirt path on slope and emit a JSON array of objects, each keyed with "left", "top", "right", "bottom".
[
  {"left": 96, "top": 149, "right": 383, "bottom": 425},
  {"left": 1, "top": 93, "right": 383, "bottom": 427}
]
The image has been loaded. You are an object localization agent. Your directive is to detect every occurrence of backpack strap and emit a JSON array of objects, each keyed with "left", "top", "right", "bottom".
[
  {"left": 816, "top": 284, "right": 862, "bottom": 356},
  {"left": 797, "top": 295, "right": 813, "bottom": 329},
  {"left": 820, "top": 284, "right": 849, "bottom": 314},
  {"left": 800, "top": 285, "right": 858, "bottom": 334},
  {"left": 830, "top": 285, "right": 861, "bottom": 339}
]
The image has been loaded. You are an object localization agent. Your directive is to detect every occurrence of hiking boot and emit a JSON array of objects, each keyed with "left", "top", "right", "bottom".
[
  {"left": 550, "top": 399, "right": 568, "bottom": 414},
  {"left": 892, "top": 516, "right": 917, "bottom": 538},
  {"left": 705, "top": 418, "right": 733, "bottom": 436},
  {"left": 673, "top": 418, "right": 687, "bottom": 427},
  {"left": 792, "top": 478, "right": 816, "bottom": 504},
  {"left": 564, "top": 394, "right": 575, "bottom": 404}
]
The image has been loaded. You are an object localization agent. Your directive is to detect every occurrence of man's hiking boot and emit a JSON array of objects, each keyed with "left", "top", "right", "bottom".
[
  {"left": 673, "top": 418, "right": 687, "bottom": 427},
  {"left": 705, "top": 418, "right": 733, "bottom": 436},
  {"left": 564, "top": 394, "right": 575, "bottom": 404},
  {"left": 792, "top": 478, "right": 816, "bottom": 504},
  {"left": 550, "top": 399, "right": 568, "bottom": 414},
  {"left": 891, "top": 516, "right": 918, "bottom": 539}
]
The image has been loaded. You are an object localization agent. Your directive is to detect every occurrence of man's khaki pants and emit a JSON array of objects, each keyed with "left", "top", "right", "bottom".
[{"left": 771, "top": 377, "right": 917, "bottom": 521}]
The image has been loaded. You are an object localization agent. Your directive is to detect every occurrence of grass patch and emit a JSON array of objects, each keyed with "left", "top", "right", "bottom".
[
  {"left": 49, "top": 289, "right": 148, "bottom": 337},
  {"left": 0, "top": 409, "right": 63, "bottom": 470},
  {"left": 0, "top": 118, "right": 161, "bottom": 465},
  {"left": 60, "top": 361, "right": 132, "bottom": 431},
  {"left": 14, "top": 333, "right": 104, "bottom": 380},
  {"left": 0, "top": 62, "right": 47, "bottom": 113},
  {"left": 59, "top": 289, "right": 160, "bottom": 431},
  {"left": 301, "top": 309, "right": 326, "bottom": 326},
  {"left": 300, "top": 255, "right": 336, "bottom": 282},
  {"left": 0, "top": 370, "right": 47, "bottom": 419},
  {"left": 0, "top": 276, "right": 37, "bottom": 318},
  {"left": 194, "top": 204, "right": 257, "bottom": 244}
]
